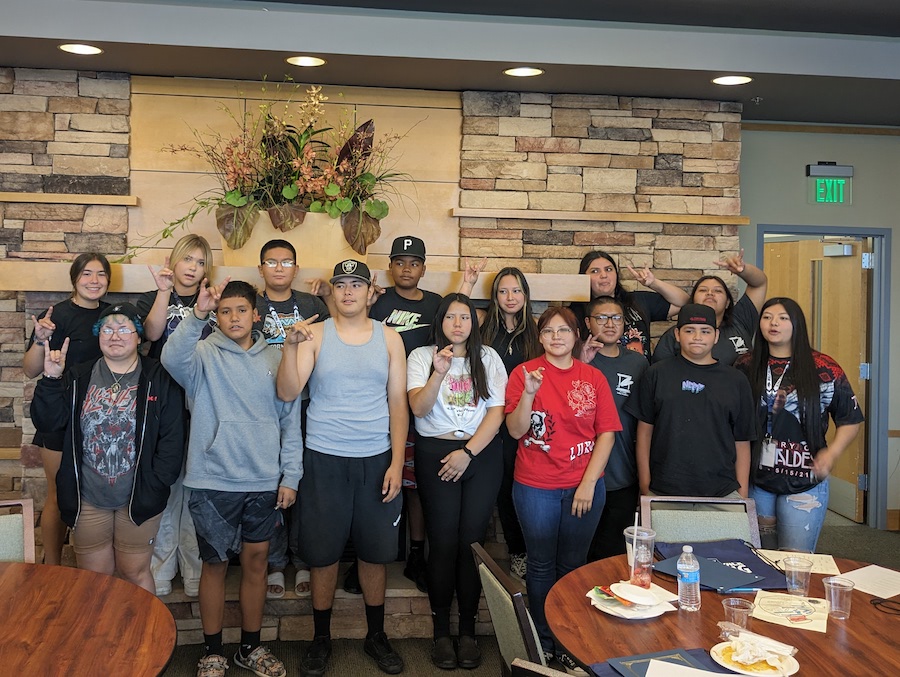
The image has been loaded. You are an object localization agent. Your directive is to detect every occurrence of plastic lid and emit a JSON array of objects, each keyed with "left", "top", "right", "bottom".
[{"left": 683, "top": 545, "right": 693, "bottom": 553}]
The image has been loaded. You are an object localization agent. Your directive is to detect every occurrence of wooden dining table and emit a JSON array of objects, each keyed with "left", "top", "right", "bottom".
[
  {"left": 0, "top": 561, "right": 177, "bottom": 675},
  {"left": 545, "top": 555, "right": 900, "bottom": 674}
]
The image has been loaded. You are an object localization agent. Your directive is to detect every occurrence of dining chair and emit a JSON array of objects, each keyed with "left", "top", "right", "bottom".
[
  {"left": 471, "top": 542, "right": 544, "bottom": 675},
  {"left": 0, "top": 498, "right": 36, "bottom": 563},
  {"left": 511, "top": 657, "right": 569, "bottom": 676},
  {"left": 640, "top": 495, "right": 761, "bottom": 548}
]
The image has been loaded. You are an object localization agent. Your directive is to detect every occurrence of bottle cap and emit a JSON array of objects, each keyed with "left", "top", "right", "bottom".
[{"left": 683, "top": 545, "right": 693, "bottom": 553}]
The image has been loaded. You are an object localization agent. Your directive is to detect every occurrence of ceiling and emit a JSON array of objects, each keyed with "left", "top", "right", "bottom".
[{"left": 3, "top": 1, "right": 899, "bottom": 127}]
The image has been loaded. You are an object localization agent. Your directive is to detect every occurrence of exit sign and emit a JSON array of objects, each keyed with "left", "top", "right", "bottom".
[{"left": 808, "top": 177, "right": 852, "bottom": 205}]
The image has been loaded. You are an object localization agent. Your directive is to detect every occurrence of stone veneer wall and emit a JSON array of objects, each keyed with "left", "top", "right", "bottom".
[
  {"left": 0, "top": 67, "right": 130, "bottom": 505},
  {"left": 457, "top": 91, "right": 743, "bottom": 277}
]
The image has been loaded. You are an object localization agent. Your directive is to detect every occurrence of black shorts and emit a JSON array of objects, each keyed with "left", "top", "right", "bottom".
[
  {"left": 188, "top": 489, "right": 278, "bottom": 563},
  {"left": 298, "top": 448, "right": 403, "bottom": 567}
]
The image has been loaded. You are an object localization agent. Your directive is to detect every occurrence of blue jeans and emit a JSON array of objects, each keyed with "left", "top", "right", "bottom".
[
  {"left": 513, "top": 480, "right": 606, "bottom": 653},
  {"left": 750, "top": 481, "right": 829, "bottom": 553}
]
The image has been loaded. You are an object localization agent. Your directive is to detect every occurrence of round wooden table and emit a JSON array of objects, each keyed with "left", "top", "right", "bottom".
[
  {"left": 0, "top": 562, "right": 176, "bottom": 675},
  {"left": 545, "top": 555, "right": 900, "bottom": 674}
]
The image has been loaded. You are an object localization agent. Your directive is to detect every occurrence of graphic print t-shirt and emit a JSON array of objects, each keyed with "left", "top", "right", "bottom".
[
  {"left": 736, "top": 352, "right": 864, "bottom": 495},
  {"left": 370, "top": 287, "right": 443, "bottom": 356},
  {"left": 137, "top": 290, "right": 216, "bottom": 359},
  {"left": 80, "top": 360, "right": 142, "bottom": 509},
  {"left": 506, "top": 355, "right": 621, "bottom": 490},
  {"left": 253, "top": 291, "right": 329, "bottom": 348}
]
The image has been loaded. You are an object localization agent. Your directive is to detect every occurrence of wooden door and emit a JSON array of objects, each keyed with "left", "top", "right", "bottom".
[{"left": 764, "top": 238, "right": 869, "bottom": 522}]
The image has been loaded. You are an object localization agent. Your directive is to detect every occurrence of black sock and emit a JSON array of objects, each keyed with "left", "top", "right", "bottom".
[
  {"left": 239, "top": 629, "right": 261, "bottom": 658},
  {"left": 313, "top": 607, "right": 333, "bottom": 639},
  {"left": 409, "top": 539, "right": 425, "bottom": 554},
  {"left": 431, "top": 607, "right": 451, "bottom": 639},
  {"left": 458, "top": 612, "right": 476, "bottom": 637},
  {"left": 365, "top": 603, "right": 385, "bottom": 638},
  {"left": 203, "top": 631, "right": 224, "bottom": 657}
]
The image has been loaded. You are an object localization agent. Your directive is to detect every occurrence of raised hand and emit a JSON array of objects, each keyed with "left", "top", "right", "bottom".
[
  {"left": 367, "top": 271, "right": 385, "bottom": 308},
  {"left": 714, "top": 248, "right": 747, "bottom": 275},
  {"left": 626, "top": 264, "right": 656, "bottom": 288},
  {"left": 32, "top": 305, "right": 56, "bottom": 342},
  {"left": 284, "top": 314, "right": 319, "bottom": 345},
  {"left": 43, "top": 336, "right": 69, "bottom": 378},
  {"left": 196, "top": 277, "right": 230, "bottom": 315},
  {"left": 148, "top": 256, "right": 175, "bottom": 292},
  {"left": 463, "top": 257, "right": 487, "bottom": 286},
  {"left": 523, "top": 365, "right": 545, "bottom": 395},
  {"left": 306, "top": 278, "right": 331, "bottom": 299},
  {"left": 579, "top": 333, "right": 605, "bottom": 363},
  {"left": 433, "top": 345, "right": 453, "bottom": 375}
]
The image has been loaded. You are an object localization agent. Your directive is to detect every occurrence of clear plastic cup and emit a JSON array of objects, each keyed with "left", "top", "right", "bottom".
[
  {"left": 623, "top": 526, "right": 655, "bottom": 589},
  {"left": 823, "top": 576, "right": 855, "bottom": 619},
  {"left": 722, "top": 597, "right": 755, "bottom": 628},
  {"left": 782, "top": 556, "right": 813, "bottom": 596}
]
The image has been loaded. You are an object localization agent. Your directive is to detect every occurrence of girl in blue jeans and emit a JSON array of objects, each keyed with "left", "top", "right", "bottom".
[{"left": 505, "top": 307, "right": 620, "bottom": 671}]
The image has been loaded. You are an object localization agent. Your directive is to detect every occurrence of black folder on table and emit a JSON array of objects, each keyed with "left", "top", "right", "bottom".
[
  {"left": 653, "top": 554, "right": 764, "bottom": 593},
  {"left": 656, "top": 539, "right": 788, "bottom": 591}
]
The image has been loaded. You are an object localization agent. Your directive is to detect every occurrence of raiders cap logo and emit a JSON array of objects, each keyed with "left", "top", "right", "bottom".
[{"left": 342, "top": 260, "right": 358, "bottom": 274}]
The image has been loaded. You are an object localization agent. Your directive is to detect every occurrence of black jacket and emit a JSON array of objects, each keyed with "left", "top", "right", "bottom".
[{"left": 32, "top": 356, "right": 185, "bottom": 526}]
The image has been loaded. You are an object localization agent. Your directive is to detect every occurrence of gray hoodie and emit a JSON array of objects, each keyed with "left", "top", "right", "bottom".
[{"left": 161, "top": 311, "right": 302, "bottom": 493}]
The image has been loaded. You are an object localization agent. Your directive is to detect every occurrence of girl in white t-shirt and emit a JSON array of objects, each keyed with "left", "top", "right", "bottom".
[{"left": 407, "top": 293, "right": 508, "bottom": 670}]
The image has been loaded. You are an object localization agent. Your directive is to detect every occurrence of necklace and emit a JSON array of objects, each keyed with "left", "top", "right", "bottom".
[{"left": 108, "top": 356, "right": 139, "bottom": 394}]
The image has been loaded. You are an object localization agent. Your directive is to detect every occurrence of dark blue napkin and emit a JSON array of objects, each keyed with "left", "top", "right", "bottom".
[{"left": 590, "top": 648, "right": 731, "bottom": 676}]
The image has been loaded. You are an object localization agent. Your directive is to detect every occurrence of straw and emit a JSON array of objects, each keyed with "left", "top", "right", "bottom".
[{"left": 631, "top": 512, "right": 639, "bottom": 579}]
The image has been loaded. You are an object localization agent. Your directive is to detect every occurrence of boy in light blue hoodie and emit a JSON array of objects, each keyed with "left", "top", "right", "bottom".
[{"left": 162, "top": 279, "right": 302, "bottom": 677}]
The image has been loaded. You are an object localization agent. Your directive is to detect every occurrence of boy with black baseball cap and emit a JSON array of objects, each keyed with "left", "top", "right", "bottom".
[{"left": 625, "top": 303, "right": 756, "bottom": 498}]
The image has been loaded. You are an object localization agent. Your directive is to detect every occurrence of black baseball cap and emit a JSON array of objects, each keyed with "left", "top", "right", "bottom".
[
  {"left": 676, "top": 303, "right": 717, "bottom": 328},
  {"left": 389, "top": 236, "right": 426, "bottom": 261},
  {"left": 96, "top": 303, "right": 144, "bottom": 337},
  {"left": 330, "top": 259, "right": 372, "bottom": 284}
]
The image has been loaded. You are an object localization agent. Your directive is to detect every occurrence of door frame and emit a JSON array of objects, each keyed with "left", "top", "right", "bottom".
[{"left": 757, "top": 224, "right": 892, "bottom": 530}]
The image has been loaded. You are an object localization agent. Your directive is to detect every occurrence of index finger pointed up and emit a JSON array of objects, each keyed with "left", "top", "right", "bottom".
[
  {"left": 60, "top": 336, "right": 70, "bottom": 357},
  {"left": 45, "top": 305, "right": 54, "bottom": 320}
]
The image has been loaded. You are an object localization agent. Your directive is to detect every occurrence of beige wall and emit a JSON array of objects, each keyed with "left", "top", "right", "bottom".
[{"left": 129, "top": 77, "right": 462, "bottom": 270}]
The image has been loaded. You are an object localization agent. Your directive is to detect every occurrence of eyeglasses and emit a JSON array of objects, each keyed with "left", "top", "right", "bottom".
[
  {"left": 539, "top": 327, "right": 574, "bottom": 338},
  {"left": 262, "top": 259, "right": 295, "bottom": 268},
  {"left": 589, "top": 314, "right": 624, "bottom": 325},
  {"left": 871, "top": 598, "right": 900, "bottom": 615},
  {"left": 100, "top": 327, "right": 137, "bottom": 336}
]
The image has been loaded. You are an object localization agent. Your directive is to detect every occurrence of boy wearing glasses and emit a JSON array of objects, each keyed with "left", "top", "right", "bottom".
[
  {"left": 625, "top": 303, "right": 755, "bottom": 498},
  {"left": 254, "top": 239, "right": 328, "bottom": 600},
  {"left": 579, "top": 296, "right": 648, "bottom": 560},
  {"left": 162, "top": 280, "right": 302, "bottom": 677}
]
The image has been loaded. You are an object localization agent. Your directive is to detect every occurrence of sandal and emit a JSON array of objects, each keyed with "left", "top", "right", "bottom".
[
  {"left": 234, "top": 646, "right": 285, "bottom": 677},
  {"left": 197, "top": 654, "right": 229, "bottom": 677},
  {"left": 294, "top": 568, "right": 311, "bottom": 597},
  {"left": 266, "top": 571, "right": 285, "bottom": 599}
]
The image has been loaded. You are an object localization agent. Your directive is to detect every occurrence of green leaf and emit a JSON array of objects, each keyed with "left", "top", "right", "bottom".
[
  {"left": 281, "top": 183, "right": 299, "bottom": 200},
  {"left": 324, "top": 182, "right": 341, "bottom": 197},
  {"left": 364, "top": 199, "right": 389, "bottom": 219},
  {"left": 326, "top": 202, "right": 341, "bottom": 219},
  {"left": 224, "top": 189, "right": 249, "bottom": 207},
  {"left": 358, "top": 172, "right": 377, "bottom": 188},
  {"left": 335, "top": 197, "right": 353, "bottom": 213},
  {"left": 309, "top": 201, "right": 325, "bottom": 212}
]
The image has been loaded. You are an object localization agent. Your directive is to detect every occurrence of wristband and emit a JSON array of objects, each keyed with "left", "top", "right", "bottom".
[
  {"left": 34, "top": 339, "right": 46, "bottom": 346},
  {"left": 462, "top": 446, "right": 475, "bottom": 460},
  {"left": 42, "top": 372, "right": 63, "bottom": 380}
]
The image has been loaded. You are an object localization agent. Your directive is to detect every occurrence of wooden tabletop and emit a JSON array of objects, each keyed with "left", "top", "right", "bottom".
[
  {"left": 545, "top": 555, "right": 900, "bottom": 674},
  {"left": 0, "top": 562, "right": 176, "bottom": 675}
]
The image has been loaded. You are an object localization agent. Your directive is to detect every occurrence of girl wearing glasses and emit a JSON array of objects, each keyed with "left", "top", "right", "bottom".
[
  {"left": 23, "top": 252, "right": 111, "bottom": 565},
  {"left": 580, "top": 296, "right": 649, "bottom": 561},
  {"left": 407, "top": 293, "right": 508, "bottom": 669},
  {"left": 571, "top": 250, "right": 690, "bottom": 359},
  {"left": 505, "top": 307, "right": 621, "bottom": 671},
  {"left": 653, "top": 250, "right": 768, "bottom": 365},
  {"left": 31, "top": 303, "right": 184, "bottom": 592},
  {"left": 136, "top": 233, "right": 215, "bottom": 597},
  {"left": 736, "top": 298, "right": 863, "bottom": 552}
]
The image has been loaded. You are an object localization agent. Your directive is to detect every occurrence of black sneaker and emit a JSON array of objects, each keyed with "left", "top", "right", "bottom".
[
  {"left": 403, "top": 550, "right": 428, "bottom": 593},
  {"left": 300, "top": 636, "right": 332, "bottom": 677},
  {"left": 556, "top": 651, "right": 588, "bottom": 675},
  {"left": 543, "top": 651, "right": 566, "bottom": 672},
  {"left": 431, "top": 636, "right": 456, "bottom": 670},
  {"left": 456, "top": 635, "right": 481, "bottom": 670},
  {"left": 364, "top": 631, "right": 404, "bottom": 674},
  {"left": 343, "top": 562, "right": 362, "bottom": 595}
]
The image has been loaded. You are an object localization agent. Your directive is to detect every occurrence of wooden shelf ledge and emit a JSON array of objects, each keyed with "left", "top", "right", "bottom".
[
  {"left": 452, "top": 208, "right": 749, "bottom": 226},
  {"left": 0, "top": 192, "right": 139, "bottom": 207}
]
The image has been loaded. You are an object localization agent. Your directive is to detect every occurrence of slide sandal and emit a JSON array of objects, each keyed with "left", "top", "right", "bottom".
[{"left": 266, "top": 571, "right": 286, "bottom": 599}]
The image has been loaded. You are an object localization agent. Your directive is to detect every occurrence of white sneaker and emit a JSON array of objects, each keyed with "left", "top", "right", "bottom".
[{"left": 155, "top": 579, "right": 172, "bottom": 596}]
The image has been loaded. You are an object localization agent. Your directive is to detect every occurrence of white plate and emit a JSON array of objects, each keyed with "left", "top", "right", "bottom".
[
  {"left": 710, "top": 642, "right": 800, "bottom": 676},
  {"left": 592, "top": 600, "right": 669, "bottom": 619},
  {"left": 610, "top": 582, "right": 658, "bottom": 606}
]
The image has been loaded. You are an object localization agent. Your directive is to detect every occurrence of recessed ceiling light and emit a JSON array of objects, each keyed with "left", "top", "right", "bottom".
[
  {"left": 504, "top": 67, "right": 544, "bottom": 77},
  {"left": 58, "top": 44, "right": 103, "bottom": 56},
  {"left": 286, "top": 56, "right": 326, "bottom": 67},
  {"left": 712, "top": 75, "right": 753, "bottom": 86}
]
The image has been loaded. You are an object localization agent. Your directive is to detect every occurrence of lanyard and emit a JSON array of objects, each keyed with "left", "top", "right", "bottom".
[
  {"left": 264, "top": 291, "right": 300, "bottom": 338},
  {"left": 765, "top": 359, "right": 790, "bottom": 437}
]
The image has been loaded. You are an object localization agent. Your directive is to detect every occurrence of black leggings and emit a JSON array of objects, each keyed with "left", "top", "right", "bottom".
[
  {"left": 415, "top": 435, "right": 503, "bottom": 638},
  {"left": 495, "top": 423, "right": 526, "bottom": 555}
]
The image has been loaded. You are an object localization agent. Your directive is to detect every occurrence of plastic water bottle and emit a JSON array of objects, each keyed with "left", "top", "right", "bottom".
[{"left": 677, "top": 545, "right": 701, "bottom": 611}]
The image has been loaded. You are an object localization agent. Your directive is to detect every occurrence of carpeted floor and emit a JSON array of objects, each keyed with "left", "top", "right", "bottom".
[
  {"left": 817, "top": 515, "right": 900, "bottom": 570},
  {"left": 165, "top": 636, "right": 503, "bottom": 676}
]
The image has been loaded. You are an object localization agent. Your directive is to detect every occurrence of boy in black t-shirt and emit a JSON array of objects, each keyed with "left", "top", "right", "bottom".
[
  {"left": 254, "top": 239, "right": 328, "bottom": 599},
  {"left": 626, "top": 304, "right": 756, "bottom": 498}
]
